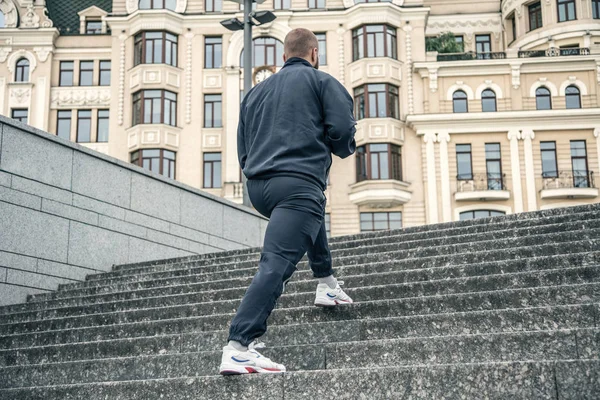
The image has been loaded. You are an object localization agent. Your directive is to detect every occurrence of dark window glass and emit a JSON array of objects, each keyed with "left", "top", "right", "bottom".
[
  {"left": 459, "top": 210, "right": 505, "bottom": 221},
  {"left": 76, "top": 110, "right": 92, "bottom": 143},
  {"left": 59, "top": 61, "right": 74, "bottom": 86},
  {"left": 353, "top": 84, "right": 399, "bottom": 120},
  {"left": 204, "top": 94, "right": 222, "bottom": 128},
  {"left": 565, "top": 85, "right": 581, "bottom": 109},
  {"left": 509, "top": 15, "right": 516, "bottom": 42},
  {"left": 571, "top": 140, "right": 589, "bottom": 188},
  {"left": 454, "top": 36, "right": 464, "bottom": 52},
  {"left": 325, "top": 213, "right": 331, "bottom": 238},
  {"left": 356, "top": 144, "right": 402, "bottom": 182},
  {"left": 529, "top": 2, "right": 543, "bottom": 30},
  {"left": 557, "top": 0, "right": 576, "bottom": 22},
  {"left": 79, "top": 61, "right": 94, "bottom": 86},
  {"left": 536, "top": 87, "right": 552, "bottom": 110},
  {"left": 453, "top": 90, "right": 468, "bottom": 113},
  {"left": 206, "top": 0, "right": 223, "bottom": 11},
  {"left": 456, "top": 144, "right": 473, "bottom": 180},
  {"left": 0, "top": 11, "right": 5, "bottom": 28},
  {"left": 205, "top": 37, "right": 222, "bottom": 68},
  {"left": 139, "top": 0, "right": 177, "bottom": 10},
  {"left": 481, "top": 89, "right": 497, "bottom": 112},
  {"left": 99, "top": 61, "right": 111, "bottom": 86},
  {"left": 97, "top": 109, "right": 109, "bottom": 143},
  {"left": 131, "top": 149, "right": 176, "bottom": 179},
  {"left": 485, "top": 143, "right": 503, "bottom": 190},
  {"left": 309, "top": 0, "right": 326, "bottom": 8},
  {"left": 360, "top": 212, "right": 402, "bottom": 232},
  {"left": 476, "top": 34, "right": 491, "bottom": 56},
  {"left": 11, "top": 109, "right": 28, "bottom": 124},
  {"left": 274, "top": 0, "right": 291, "bottom": 9},
  {"left": 352, "top": 25, "right": 397, "bottom": 61},
  {"left": 540, "top": 141, "right": 558, "bottom": 178},
  {"left": 594, "top": 0, "right": 600, "bottom": 18},
  {"left": 134, "top": 31, "right": 178, "bottom": 67},
  {"left": 241, "top": 37, "right": 284, "bottom": 67},
  {"left": 132, "top": 90, "right": 177, "bottom": 126},
  {"left": 203, "top": 152, "right": 222, "bottom": 188},
  {"left": 86, "top": 21, "right": 103, "bottom": 35},
  {"left": 57, "top": 110, "right": 72, "bottom": 140},
  {"left": 15, "top": 58, "right": 29, "bottom": 82},
  {"left": 316, "top": 33, "right": 327, "bottom": 66}
]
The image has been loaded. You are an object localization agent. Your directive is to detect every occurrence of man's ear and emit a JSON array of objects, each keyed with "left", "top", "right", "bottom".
[{"left": 283, "top": 54, "right": 287, "bottom": 62}]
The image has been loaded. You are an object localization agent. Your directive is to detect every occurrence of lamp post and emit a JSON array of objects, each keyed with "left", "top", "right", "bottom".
[{"left": 221, "top": 3, "right": 276, "bottom": 207}]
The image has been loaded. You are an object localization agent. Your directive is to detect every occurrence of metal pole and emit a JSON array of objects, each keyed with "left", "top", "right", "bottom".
[{"left": 241, "top": 0, "right": 253, "bottom": 208}]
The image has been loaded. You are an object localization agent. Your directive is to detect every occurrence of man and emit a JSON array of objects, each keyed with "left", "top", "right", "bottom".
[{"left": 219, "top": 28, "right": 356, "bottom": 375}]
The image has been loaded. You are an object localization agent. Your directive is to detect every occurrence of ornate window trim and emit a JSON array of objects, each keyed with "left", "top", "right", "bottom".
[
  {"left": 7, "top": 49, "right": 37, "bottom": 76},
  {"left": 126, "top": 0, "right": 187, "bottom": 13}
]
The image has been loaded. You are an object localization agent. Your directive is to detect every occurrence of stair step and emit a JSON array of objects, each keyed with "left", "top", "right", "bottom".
[{"left": 1, "top": 304, "right": 596, "bottom": 367}]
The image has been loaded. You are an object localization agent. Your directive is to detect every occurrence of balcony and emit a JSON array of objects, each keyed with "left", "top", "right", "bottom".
[
  {"left": 223, "top": 182, "right": 244, "bottom": 205},
  {"left": 436, "top": 52, "right": 507, "bottom": 62},
  {"left": 540, "top": 171, "right": 598, "bottom": 199},
  {"left": 518, "top": 47, "right": 590, "bottom": 58},
  {"left": 349, "top": 180, "right": 412, "bottom": 208},
  {"left": 454, "top": 173, "right": 511, "bottom": 202}
]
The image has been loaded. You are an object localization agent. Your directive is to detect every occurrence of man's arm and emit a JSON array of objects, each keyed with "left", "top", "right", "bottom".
[
  {"left": 237, "top": 104, "right": 247, "bottom": 169},
  {"left": 320, "top": 76, "right": 357, "bottom": 159}
]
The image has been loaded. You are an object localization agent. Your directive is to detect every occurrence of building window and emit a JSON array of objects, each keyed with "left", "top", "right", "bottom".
[
  {"left": 76, "top": 110, "right": 92, "bottom": 143},
  {"left": 509, "top": 15, "right": 516, "bottom": 43},
  {"left": 0, "top": 11, "right": 5, "bottom": 28},
  {"left": 536, "top": 87, "right": 552, "bottom": 110},
  {"left": 86, "top": 20, "right": 103, "bottom": 35},
  {"left": 204, "top": 94, "right": 222, "bottom": 128},
  {"left": 11, "top": 109, "right": 28, "bottom": 124},
  {"left": 453, "top": 90, "right": 468, "bottom": 113},
  {"left": 571, "top": 140, "right": 590, "bottom": 188},
  {"left": 355, "top": 0, "right": 392, "bottom": 3},
  {"left": 459, "top": 210, "right": 505, "bottom": 221},
  {"left": 481, "top": 89, "right": 497, "bottom": 112},
  {"left": 131, "top": 149, "right": 176, "bottom": 179},
  {"left": 132, "top": 90, "right": 177, "bottom": 126},
  {"left": 79, "top": 61, "right": 94, "bottom": 86},
  {"left": 56, "top": 110, "right": 72, "bottom": 140},
  {"left": 241, "top": 37, "right": 284, "bottom": 67},
  {"left": 360, "top": 212, "right": 402, "bottom": 232},
  {"left": 203, "top": 152, "right": 222, "bottom": 188},
  {"left": 454, "top": 35, "right": 464, "bottom": 52},
  {"left": 316, "top": 33, "right": 327, "bottom": 66},
  {"left": 97, "top": 110, "right": 109, "bottom": 143},
  {"left": 309, "top": 0, "right": 326, "bottom": 8},
  {"left": 557, "top": 0, "right": 576, "bottom": 21},
  {"left": 528, "top": 2, "right": 543, "bottom": 30},
  {"left": 352, "top": 25, "right": 397, "bottom": 61},
  {"left": 456, "top": 144, "right": 473, "bottom": 180},
  {"left": 134, "top": 31, "right": 178, "bottom": 67},
  {"left": 565, "top": 85, "right": 581, "bottom": 109},
  {"left": 541, "top": 141, "right": 558, "bottom": 178},
  {"left": 205, "top": 37, "right": 222, "bottom": 68},
  {"left": 485, "top": 143, "right": 503, "bottom": 190},
  {"left": 15, "top": 58, "right": 29, "bottom": 82},
  {"left": 59, "top": 61, "right": 74, "bottom": 86},
  {"left": 355, "top": 143, "right": 402, "bottom": 182},
  {"left": 353, "top": 84, "right": 399, "bottom": 120},
  {"left": 99, "top": 61, "right": 111, "bottom": 86},
  {"left": 325, "top": 213, "right": 331, "bottom": 238},
  {"left": 139, "top": 0, "right": 177, "bottom": 10},
  {"left": 594, "top": 0, "right": 600, "bottom": 18},
  {"left": 206, "top": 0, "right": 222, "bottom": 12},
  {"left": 475, "top": 34, "right": 491, "bottom": 57},
  {"left": 274, "top": 0, "right": 291, "bottom": 8}
]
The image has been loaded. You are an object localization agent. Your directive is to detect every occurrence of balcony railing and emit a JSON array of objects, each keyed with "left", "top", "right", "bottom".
[
  {"left": 456, "top": 173, "right": 507, "bottom": 192},
  {"left": 541, "top": 170, "right": 596, "bottom": 190},
  {"left": 518, "top": 47, "right": 590, "bottom": 58},
  {"left": 437, "top": 52, "right": 507, "bottom": 62}
]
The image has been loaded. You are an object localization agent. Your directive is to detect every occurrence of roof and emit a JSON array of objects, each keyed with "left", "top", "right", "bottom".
[{"left": 45, "top": 0, "right": 113, "bottom": 35}]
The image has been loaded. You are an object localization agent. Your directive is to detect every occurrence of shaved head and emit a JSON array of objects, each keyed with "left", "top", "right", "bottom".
[{"left": 284, "top": 28, "right": 319, "bottom": 65}]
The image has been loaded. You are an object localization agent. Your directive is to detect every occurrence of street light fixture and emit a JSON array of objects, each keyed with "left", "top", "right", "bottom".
[{"left": 221, "top": 2, "right": 277, "bottom": 208}]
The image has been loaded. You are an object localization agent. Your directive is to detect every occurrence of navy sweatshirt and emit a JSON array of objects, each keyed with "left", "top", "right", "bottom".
[{"left": 237, "top": 57, "right": 357, "bottom": 191}]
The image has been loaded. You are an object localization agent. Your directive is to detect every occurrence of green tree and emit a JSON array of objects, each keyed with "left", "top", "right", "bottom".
[{"left": 425, "top": 32, "right": 464, "bottom": 53}]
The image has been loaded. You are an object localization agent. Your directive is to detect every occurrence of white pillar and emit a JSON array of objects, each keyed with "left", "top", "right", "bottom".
[
  {"left": 521, "top": 128, "right": 538, "bottom": 211},
  {"left": 34, "top": 77, "right": 47, "bottom": 131},
  {"left": 225, "top": 68, "right": 241, "bottom": 183},
  {"left": 423, "top": 132, "right": 439, "bottom": 224},
  {"left": 594, "top": 128, "right": 600, "bottom": 180},
  {"left": 437, "top": 131, "right": 452, "bottom": 222},
  {"left": 508, "top": 129, "right": 524, "bottom": 214}
]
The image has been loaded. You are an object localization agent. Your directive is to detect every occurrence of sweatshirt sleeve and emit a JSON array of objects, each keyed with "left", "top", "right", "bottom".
[
  {"left": 237, "top": 103, "right": 247, "bottom": 170},
  {"left": 320, "top": 75, "right": 357, "bottom": 159}
]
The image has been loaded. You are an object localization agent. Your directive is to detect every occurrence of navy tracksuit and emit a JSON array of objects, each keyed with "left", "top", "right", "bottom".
[{"left": 228, "top": 57, "right": 357, "bottom": 346}]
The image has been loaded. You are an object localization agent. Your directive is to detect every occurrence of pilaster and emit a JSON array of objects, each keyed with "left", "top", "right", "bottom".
[
  {"left": 436, "top": 131, "right": 452, "bottom": 222},
  {"left": 507, "top": 129, "right": 524, "bottom": 214},
  {"left": 521, "top": 128, "right": 538, "bottom": 212},
  {"left": 423, "top": 131, "right": 438, "bottom": 224}
]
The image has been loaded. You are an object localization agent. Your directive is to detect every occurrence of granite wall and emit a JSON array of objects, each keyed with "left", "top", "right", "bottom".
[{"left": 0, "top": 116, "right": 267, "bottom": 306}]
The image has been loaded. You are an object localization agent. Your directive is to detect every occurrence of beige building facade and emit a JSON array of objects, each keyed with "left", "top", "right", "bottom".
[{"left": 0, "top": 0, "right": 599, "bottom": 237}]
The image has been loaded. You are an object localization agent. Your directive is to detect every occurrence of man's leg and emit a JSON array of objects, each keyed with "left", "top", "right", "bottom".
[{"left": 307, "top": 216, "right": 334, "bottom": 279}]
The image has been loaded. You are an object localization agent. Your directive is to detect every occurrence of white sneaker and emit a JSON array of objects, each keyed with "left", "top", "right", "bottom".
[
  {"left": 314, "top": 281, "right": 354, "bottom": 307},
  {"left": 219, "top": 341, "right": 286, "bottom": 375}
]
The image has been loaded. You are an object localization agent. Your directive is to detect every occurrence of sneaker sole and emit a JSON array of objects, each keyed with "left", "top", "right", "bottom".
[{"left": 219, "top": 365, "right": 286, "bottom": 376}]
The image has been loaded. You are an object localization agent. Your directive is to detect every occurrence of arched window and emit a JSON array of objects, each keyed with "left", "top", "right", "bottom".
[
  {"left": 15, "top": 58, "right": 30, "bottom": 82},
  {"left": 139, "top": 0, "right": 177, "bottom": 10},
  {"left": 459, "top": 210, "right": 506, "bottom": 221},
  {"left": 481, "top": 89, "right": 497, "bottom": 112},
  {"left": 565, "top": 85, "right": 581, "bottom": 109},
  {"left": 240, "top": 37, "right": 284, "bottom": 68},
  {"left": 535, "top": 87, "right": 552, "bottom": 110},
  {"left": 453, "top": 90, "right": 468, "bottom": 113}
]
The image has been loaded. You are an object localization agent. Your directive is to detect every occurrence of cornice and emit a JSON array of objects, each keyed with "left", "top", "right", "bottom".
[{"left": 426, "top": 13, "right": 502, "bottom": 34}]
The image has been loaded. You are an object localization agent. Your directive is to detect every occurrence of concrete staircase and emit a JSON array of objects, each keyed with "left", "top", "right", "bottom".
[{"left": 1, "top": 204, "right": 599, "bottom": 399}]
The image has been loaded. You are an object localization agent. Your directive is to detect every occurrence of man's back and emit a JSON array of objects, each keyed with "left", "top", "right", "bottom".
[{"left": 237, "top": 57, "right": 356, "bottom": 191}]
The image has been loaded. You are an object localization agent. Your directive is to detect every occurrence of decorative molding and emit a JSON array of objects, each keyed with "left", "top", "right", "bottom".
[
  {"left": 185, "top": 31, "right": 194, "bottom": 124},
  {"left": 41, "top": 7, "right": 54, "bottom": 28},
  {"left": 475, "top": 81, "right": 504, "bottom": 99},
  {"left": 7, "top": 50, "right": 37, "bottom": 74},
  {"left": 428, "top": 67, "right": 438, "bottom": 93},
  {"left": 422, "top": 131, "right": 437, "bottom": 143},
  {"left": 0, "top": 0, "right": 18, "bottom": 28},
  {"left": 507, "top": 129, "right": 523, "bottom": 213},
  {"left": 21, "top": 4, "right": 41, "bottom": 29},
  {"left": 594, "top": 128, "right": 600, "bottom": 138},
  {"left": 507, "top": 129, "right": 521, "bottom": 141},
  {"left": 529, "top": 78, "right": 558, "bottom": 97},
  {"left": 436, "top": 131, "right": 450, "bottom": 143},
  {"left": 558, "top": 77, "right": 588, "bottom": 96},
  {"left": 33, "top": 47, "right": 52, "bottom": 63},
  {"left": 0, "top": 47, "right": 12, "bottom": 63},
  {"left": 50, "top": 88, "right": 111, "bottom": 109},
  {"left": 118, "top": 33, "right": 127, "bottom": 126},
  {"left": 403, "top": 25, "right": 413, "bottom": 115},
  {"left": 446, "top": 82, "right": 474, "bottom": 101},
  {"left": 225, "top": 21, "right": 290, "bottom": 67},
  {"left": 10, "top": 86, "right": 31, "bottom": 106},
  {"left": 337, "top": 27, "right": 346, "bottom": 85},
  {"left": 596, "top": 61, "right": 600, "bottom": 86},
  {"left": 521, "top": 128, "right": 535, "bottom": 141},
  {"left": 428, "top": 19, "right": 501, "bottom": 31},
  {"left": 510, "top": 63, "right": 521, "bottom": 89},
  {"left": 126, "top": 0, "right": 188, "bottom": 14}
]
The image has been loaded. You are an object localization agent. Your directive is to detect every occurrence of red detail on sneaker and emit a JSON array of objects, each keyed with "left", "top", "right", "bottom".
[
  {"left": 245, "top": 367, "right": 257, "bottom": 373},
  {"left": 263, "top": 368, "right": 284, "bottom": 372}
]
